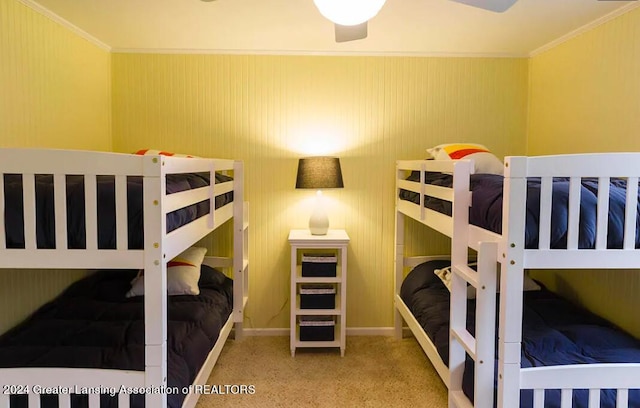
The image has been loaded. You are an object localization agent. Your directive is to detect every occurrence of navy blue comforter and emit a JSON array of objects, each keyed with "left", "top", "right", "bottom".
[
  {"left": 3, "top": 173, "right": 233, "bottom": 250},
  {"left": 400, "top": 261, "right": 640, "bottom": 408},
  {"left": 400, "top": 172, "right": 640, "bottom": 249},
  {"left": 0, "top": 265, "right": 233, "bottom": 408}
]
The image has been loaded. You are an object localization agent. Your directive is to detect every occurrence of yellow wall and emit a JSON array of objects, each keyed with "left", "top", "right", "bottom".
[
  {"left": 0, "top": 0, "right": 111, "bottom": 150},
  {"left": 528, "top": 7, "right": 640, "bottom": 337},
  {"left": 112, "top": 54, "right": 528, "bottom": 329},
  {"left": 4, "top": 0, "right": 638, "bottom": 338},
  {"left": 0, "top": 0, "right": 112, "bottom": 333},
  {"left": 528, "top": 8, "right": 640, "bottom": 155}
]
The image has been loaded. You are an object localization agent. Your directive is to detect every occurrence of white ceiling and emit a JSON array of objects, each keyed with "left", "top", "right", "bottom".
[{"left": 30, "top": 0, "right": 633, "bottom": 56}]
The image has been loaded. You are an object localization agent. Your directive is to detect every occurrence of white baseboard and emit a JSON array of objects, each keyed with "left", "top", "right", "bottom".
[
  {"left": 403, "top": 327, "right": 416, "bottom": 337},
  {"left": 243, "top": 328, "right": 289, "bottom": 336},
  {"left": 346, "top": 327, "right": 396, "bottom": 336},
  {"left": 242, "top": 327, "right": 396, "bottom": 337}
]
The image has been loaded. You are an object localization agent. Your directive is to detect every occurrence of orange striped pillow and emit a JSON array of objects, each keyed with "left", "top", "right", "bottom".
[
  {"left": 126, "top": 246, "right": 207, "bottom": 297},
  {"left": 427, "top": 143, "right": 503, "bottom": 175},
  {"left": 134, "top": 149, "right": 197, "bottom": 158}
]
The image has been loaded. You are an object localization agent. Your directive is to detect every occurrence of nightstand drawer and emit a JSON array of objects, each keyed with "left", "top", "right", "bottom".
[
  {"left": 289, "top": 229, "right": 349, "bottom": 357},
  {"left": 299, "top": 316, "right": 335, "bottom": 341},
  {"left": 301, "top": 253, "right": 337, "bottom": 277},
  {"left": 300, "top": 284, "right": 336, "bottom": 309}
]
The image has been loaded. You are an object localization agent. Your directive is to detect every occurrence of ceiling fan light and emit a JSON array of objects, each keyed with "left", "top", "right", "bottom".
[{"left": 313, "top": 0, "right": 387, "bottom": 26}]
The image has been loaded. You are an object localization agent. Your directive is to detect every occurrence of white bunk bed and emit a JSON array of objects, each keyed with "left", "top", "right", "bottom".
[
  {"left": 0, "top": 148, "right": 249, "bottom": 408},
  {"left": 394, "top": 154, "right": 640, "bottom": 408}
]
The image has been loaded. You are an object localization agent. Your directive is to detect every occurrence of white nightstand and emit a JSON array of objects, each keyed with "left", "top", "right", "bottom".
[{"left": 288, "top": 229, "right": 349, "bottom": 357}]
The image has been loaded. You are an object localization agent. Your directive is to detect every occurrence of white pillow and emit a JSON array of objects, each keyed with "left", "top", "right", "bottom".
[
  {"left": 434, "top": 263, "right": 540, "bottom": 299},
  {"left": 126, "top": 246, "right": 207, "bottom": 297},
  {"left": 426, "top": 143, "right": 504, "bottom": 175},
  {"left": 134, "top": 149, "right": 198, "bottom": 158}
]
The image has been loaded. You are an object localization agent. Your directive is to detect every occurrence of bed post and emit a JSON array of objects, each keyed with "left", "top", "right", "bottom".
[
  {"left": 394, "top": 162, "right": 405, "bottom": 339},
  {"left": 448, "top": 159, "right": 471, "bottom": 408},
  {"left": 233, "top": 161, "right": 246, "bottom": 340},
  {"left": 497, "top": 156, "right": 527, "bottom": 408},
  {"left": 143, "top": 156, "right": 169, "bottom": 408},
  {"left": 474, "top": 241, "right": 498, "bottom": 408}
]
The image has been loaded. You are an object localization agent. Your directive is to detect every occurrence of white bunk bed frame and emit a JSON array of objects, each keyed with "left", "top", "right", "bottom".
[
  {"left": 394, "top": 154, "right": 640, "bottom": 408},
  {"left": 0, "top": 148, "right": 249, "bottom": 408}
]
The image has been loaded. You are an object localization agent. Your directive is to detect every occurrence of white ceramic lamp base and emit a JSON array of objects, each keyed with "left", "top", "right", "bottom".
[{"left": 309, "top": 191, "right": 329, "bottom": 235}]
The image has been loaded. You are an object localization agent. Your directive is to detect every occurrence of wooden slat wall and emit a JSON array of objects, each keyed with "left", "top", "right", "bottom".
[
  {"left": 0, "top": 0, "right": 111, "bottom": 150},
  {"left": 112, "top": 54, "right": 528, "bottom": 329},
  {"left": 528, "top": 6, "right": 640, "bottom": 338},
  {"left": 0, "top": 270, "right": 88, "bottom": 334},
  {"left": 0, "top": 0, "right": 111, "bottom": 334},
  {"left": 528, "top": 7, "right": 640, "bottom": 156},
  {"left": 4, "top": 0, "right": 637, "bottom": 339}
]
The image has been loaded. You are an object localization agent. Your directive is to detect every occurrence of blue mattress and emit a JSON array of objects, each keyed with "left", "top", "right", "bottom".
[
  {"left": 400, "top": 260, "right": 640, "bottom": 408},
  {"left": 3, "top": 172, "right": 233, "bottom": 250},
  {"left": 0, "top": 264, "right": 233, "bottom": 408},
  {"left": 399, "top": 172, "right": 640, "bottom": 249}
]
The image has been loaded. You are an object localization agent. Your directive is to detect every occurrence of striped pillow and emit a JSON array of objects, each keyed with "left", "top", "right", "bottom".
[
  {"left": 126, "top": 246, "right": 207, "bottom": 297},
  {"left": 434, "top": 263, "right": 540, "bottom": 299},
  {"left": 135, "top": 149, "right": 197, "bottom": 158},
  {"left": 427, "top": 143, "right": 503, "bottom": 175}
]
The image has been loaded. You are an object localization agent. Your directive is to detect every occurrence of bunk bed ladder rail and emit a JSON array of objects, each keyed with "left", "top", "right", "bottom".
[
  {"left": 393, "top": 163, "right": 456, "bottom": 384},
  {"left": 497, "top": 156, "right": 529, "bottom": 408},
  {"left": 448, "top": 159, "right": 497, "bottom": 408},
  {"left": 394, "top": 201, "right": 401, "bottom": 338},
  {"left": 521, "top": 363, "right": 640, "bottom": 408},
  {"left": 520, "top": 153, "right": 640, "bottom": 269},
  {"left": 394, "top": 161, "right": 425, "bottom": 339},
  {"left": 499, "top": 154, "right": 640, "bottom": 408},
  {"left": 142, "top": 155, "right": 169, "bottom": 408},
  {"left": 0, "top": 151, "right": 244, "bottom": 408},
  {"left": 395, "top": 160, "right": 460, "bottom": 238},
  {"left": 538, "top": 173, "right": 639, "bottom": 254},
  {"left": 538, "top": 174, "right": 639, "bottom": 255},
  {"left": 0, "top": 368, "right": 142, "bottom": 408},
  {"left": 449, "top": 242, "right": 498, "bottom": 408},
  {"left": 0, "top": 149, "right": 147, "bottom": 269},
  {"left": 232, "top": 161, "right": 248, "bottom": 340}
]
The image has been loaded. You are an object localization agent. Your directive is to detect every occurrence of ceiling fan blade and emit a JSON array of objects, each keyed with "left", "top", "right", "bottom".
[
  {"left": 449, "top": 0, "right": 517, "bottom": 13},
  {"left": 335, "top": 22, "right": 368, "bottom": 43}
]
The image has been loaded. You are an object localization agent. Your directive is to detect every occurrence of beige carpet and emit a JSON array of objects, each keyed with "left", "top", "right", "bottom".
[{"left": 195, "top": 335, "right": 447, "bottom": 408}]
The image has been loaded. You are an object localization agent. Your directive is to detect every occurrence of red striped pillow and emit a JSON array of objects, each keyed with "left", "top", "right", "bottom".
[
  {"left": 126, "top": 246, "right": 207, "bottom": 297},
  {"left": 427, "top": 143, "right": 503, "bottom": 175},
  {"left": 134, "top": 149, "right": 197, "bottom": 158}
]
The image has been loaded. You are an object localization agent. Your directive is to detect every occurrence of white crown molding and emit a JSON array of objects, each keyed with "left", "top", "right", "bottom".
[
  {"left": 111, "top": 47, "right": 528, "bottom": 59},
  {"left": 11, "top": 0, "right": 639, "bottom": 59},
  {"left": 16, "top": 0, "right": 111, "bottom": 52},
  {"left": 530, "top": 2, "right": 640, "bottom": 57}
]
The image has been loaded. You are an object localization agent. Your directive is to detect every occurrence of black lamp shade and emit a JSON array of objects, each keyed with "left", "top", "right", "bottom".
[{"left": 296, "top": 157, "right": 344, "bottom": 189}]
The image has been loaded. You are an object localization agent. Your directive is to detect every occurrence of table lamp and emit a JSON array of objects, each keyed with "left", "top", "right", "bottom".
[{"left": 295, "top": 157, "right": 344, "bottom": 235}]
